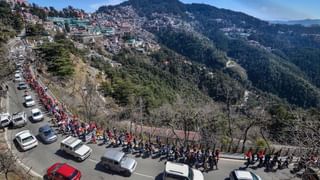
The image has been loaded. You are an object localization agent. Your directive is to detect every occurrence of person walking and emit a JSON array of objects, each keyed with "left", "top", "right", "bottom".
[
  {"left": 245, "top": 148, "right": 253, "bottom": 168},
  {"left": 215, "top": 149, "right": 220, "bottom": 170},
  {"left": 258, "top": 149, "right": 265, "bottom": 167}
]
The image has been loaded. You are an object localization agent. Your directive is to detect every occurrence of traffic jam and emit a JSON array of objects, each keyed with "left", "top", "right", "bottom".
[
  {"left": 0, "top": 46, "right": 207, "bottom": 180},
  {"left": 0, "top": 45, "right": 264, "bottom": 180}
]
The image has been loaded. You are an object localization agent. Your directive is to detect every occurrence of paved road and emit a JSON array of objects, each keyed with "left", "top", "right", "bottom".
[{"left": 4, "top": 44, "right": 299, "bottom": 180}]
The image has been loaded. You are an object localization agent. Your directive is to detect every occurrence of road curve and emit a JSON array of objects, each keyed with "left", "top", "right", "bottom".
[{"left": 5, "top": 44, "right": 297, "bottom": 180}]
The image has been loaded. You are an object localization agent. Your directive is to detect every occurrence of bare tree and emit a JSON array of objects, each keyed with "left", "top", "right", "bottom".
[
  {"left": 0, "top": 150, "right": 17, "bottom": 180},
  {"left": 77, "top": 76, "right": 103, "bottom": 122}
]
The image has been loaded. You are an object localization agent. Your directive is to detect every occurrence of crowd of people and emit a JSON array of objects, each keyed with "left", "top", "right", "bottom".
[
  {"left": 24, "top": 65, "right": 319, "bottom": 175},
  {"left": 244, "top": 148, "right": 293, "bottom": 172},
  {"left": 23, "top": 65, "right": 224, "bottom": 172}
]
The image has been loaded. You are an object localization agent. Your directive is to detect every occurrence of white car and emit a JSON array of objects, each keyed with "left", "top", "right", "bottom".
[
  {"left": 11, "top": 112, "right": 27, "bottom": 128},
  {"left": 15, "top": 130, "right": 38, "bottom": 151},
  {"left": 60, "top": 136, "right": 92, "bottom": 161},
  {"left": 229, "top": 170, "right": 262, "bottom": 180},
  {"left": 0, "top": 113, "right": 11, "bottom": 128},
  {"left": 24, "top": 95, "right": 35, "bottom": 107},
  {"left": 31, "top": 108, "right": 44, "bottom": 122},
  {"left": 163, "top": 161, "right": 204, "bottom": 180},
  {"left": 14, "top": 73, "right": 22, "bottom": 82}
]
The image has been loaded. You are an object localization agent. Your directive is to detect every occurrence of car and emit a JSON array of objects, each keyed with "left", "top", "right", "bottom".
[
  {"left": 18, "top": 82, "right": 28, "bottom": 90},
  {"left": 60, "top": 136, "right": 92, "bottom": 161},
  {"left": 15, "top": 130, "right": 38, "bottom": 151},
  {"left": 24, "top": 95, "right": 35, "bottom": 107},
  {"left": 46, "top": 163, "right": 81, "bottom": 180},
  {"left": 100, "top": 149, "right": 137, "bottom": 176},
  {"left": 229, "top": 170, "right": 262, "bottom": 180},
  {"left": 11, "top": 112, "right": 27, "bottom": 127},
  {"left": 16, "top": 62, "right": 22, "bottom": 68},
  {"left": 163, "top": 161, "right": 204, "bottom": 180},
  {"left": 0, "top": 113, "right": 11, "bottom": 128},
  {"left": 31, "top": 108, "right": 44, "bottom": 122},
  {"left": 38, "top": 124, "right": 57, "bottom": 144},
  {"left": 14, "top": 73, "right": 22, "bottom": 82}
]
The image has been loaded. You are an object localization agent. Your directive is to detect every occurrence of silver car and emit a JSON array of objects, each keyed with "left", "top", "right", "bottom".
[
  {"left": 11, "top": 112, "right": 27, "bottom": 128},
  {"left": 229, "top": 170, "right": 262, "bottom": 180},
  {"left": 38, "top": 124, "right": 57, "bottom": 144},
  {"left": 100, "top": 149, "right": 137, "bottom": 176}
]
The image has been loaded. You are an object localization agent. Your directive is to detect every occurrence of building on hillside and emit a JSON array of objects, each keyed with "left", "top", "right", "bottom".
[{"left": 1, "top": 0, "right": 28, "bottom": 6}]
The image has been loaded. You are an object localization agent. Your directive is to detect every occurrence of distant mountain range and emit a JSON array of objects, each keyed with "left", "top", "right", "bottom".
[
  {"left": 271, "top": 19, "right": 320, "bottom": 27},
  {"left": 97, "top": 0, "right": 320, "bottom": 108}
]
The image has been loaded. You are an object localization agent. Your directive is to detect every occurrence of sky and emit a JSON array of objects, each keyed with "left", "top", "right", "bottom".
[{"left": 27, "top": 0, "right": 320, "bottom": 21}]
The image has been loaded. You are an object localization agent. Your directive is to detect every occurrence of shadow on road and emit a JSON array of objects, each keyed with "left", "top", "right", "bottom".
[
  {"left": 94, "top": 162, "right": 130, "bottom": 177},
  {"left": 154, "top": 172, "right": 163, "bottom": 180},
  {"left": 13, "top": 139, "right": 23, "bottom": 152},
  {"left": 54, "top": 149, "right": 73, "bottom": 161}
]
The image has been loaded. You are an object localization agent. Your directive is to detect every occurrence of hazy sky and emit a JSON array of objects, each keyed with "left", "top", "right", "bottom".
[{"left": 27, "top": 0, "right": 320, "bottom": 20}]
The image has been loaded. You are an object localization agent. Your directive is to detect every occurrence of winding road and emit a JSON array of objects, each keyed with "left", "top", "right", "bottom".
[{"left": 4, "top": 42, "right": 298, "bottom": 180}]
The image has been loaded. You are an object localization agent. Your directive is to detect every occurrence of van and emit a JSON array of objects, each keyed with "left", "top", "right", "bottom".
[
  {"left": 100, "top": 149, "right": 137, "bottom": 176},
  {"left": 60, "top": 136, "right": 92, "bottom": 161}
]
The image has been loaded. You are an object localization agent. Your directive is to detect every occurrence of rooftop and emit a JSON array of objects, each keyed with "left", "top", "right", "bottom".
[
  {"left": 165, "top": 162, "right": 189, "bottom": 178},
  {"left": 31, "top": 108, "right": 41, "bottom": 114},
  {"left": 102, "top": 149, "right": 125, "bottom": 162},
  {"left": 61, "top": 136, "right": 82, "bottom": 148},
  {"left": 234, "top": 170, "right": 254, "bottom": 179}
]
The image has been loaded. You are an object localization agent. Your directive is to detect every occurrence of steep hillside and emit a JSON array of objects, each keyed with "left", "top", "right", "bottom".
[{"left": 97, "top": 0, "right": 320, "bottom": 108}]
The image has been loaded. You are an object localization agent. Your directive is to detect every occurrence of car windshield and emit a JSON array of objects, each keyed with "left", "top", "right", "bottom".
[
  {"left": 68, "top": 170, "right": 79, "bottom": 180},
  {"left": 74, "top": 142, "right": 83, "bottom": 151},
  {"left": 14, "top": 117, "right": 23, "bottom": 122},
  {"left": 43, "top": 129, "right": 53, "bottom": 136},
  {"left": 22, "top": 136, "right": 34, "bottom": 143},
  {"left": 52, "top": 163, "right": 63, "bottom": 173},
  {"left": 250, "top": 172, "right": 259, "bottom": 180},
  {"left": 26, "top": 98, "right": 33, "bottom": 102},
  {"left": 120, "top": 155, "right": 127, "bottom": 163},
  {"left": 33, "top": 112, "right": 41, "bottom": 116}
]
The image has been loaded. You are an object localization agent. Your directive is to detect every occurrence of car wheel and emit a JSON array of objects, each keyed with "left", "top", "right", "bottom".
[{"left": 77, "top": 157, "right": 82, "bottom": 162}]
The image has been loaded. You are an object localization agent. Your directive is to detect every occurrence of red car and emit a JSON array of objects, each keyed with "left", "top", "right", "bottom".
[{"left": 46, "top": 163, "right": 81, "bottom": 180}]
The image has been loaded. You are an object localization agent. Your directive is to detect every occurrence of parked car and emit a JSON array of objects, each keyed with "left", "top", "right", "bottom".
[
  {"left": 18, "top": 82, "right": 28, "bottom": 90},
  {"left": 31, "top": 108, "right": 44, "bottom": 122},
  {"left": 16, "top": 62, "right": 22, "bottom": 68},
  {"left": 46, "top": 163, "right": 81, "bottom": 180},
  {"left": 60, "top": 136, "right": 92, "bottom": 161},
  {"left": 0, "top": 113, "right": 11, "bottom": 128},
  {"left": 14, "top": 73, "right": 22, "bottom": 82},
  {"left": 15, "top": 130, "right": 38, "bottom": 151},
  {"left": 229, "top": 170, "right": 262, "bottom": 180},
  {"left": 39, "top": 124, "right": 57, "bottom": 144},
  {"left": 24, "top": 95, "right": 35, "bottom": 107},
  {"left": 163, "top": 161, "right": 204, "bottom": 180},
  {"left": 100, "top": 149, "right": 137, "bottom": 176},
  {"left": 11, "top": 112, "right": 27, "bottom": 127}
]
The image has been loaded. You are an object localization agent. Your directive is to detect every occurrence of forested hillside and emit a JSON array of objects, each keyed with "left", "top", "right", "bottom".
[
  {"left": 98, "top": 0, "right": 320, "bottom": 108},
  {"left": 0, "top": 1, "right": 24, "bottom": 83}
]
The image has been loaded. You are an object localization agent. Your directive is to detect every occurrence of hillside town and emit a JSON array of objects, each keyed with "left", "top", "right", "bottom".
[{"left": 2, "top": 0, "right": 320, "bottom": 180}]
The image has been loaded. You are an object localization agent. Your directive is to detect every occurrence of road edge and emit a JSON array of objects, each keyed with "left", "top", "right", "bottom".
[{"left": 4, "top": 90, "right": 43, "bottom": 178}]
